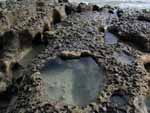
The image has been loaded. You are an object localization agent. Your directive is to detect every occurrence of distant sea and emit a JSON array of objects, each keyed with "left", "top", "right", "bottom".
[
  {"left": 69, "top": 0, "right": 150, "bottom": 9},
  {"left": 0, "top": 0, "right": 150, "bottom": 9}
]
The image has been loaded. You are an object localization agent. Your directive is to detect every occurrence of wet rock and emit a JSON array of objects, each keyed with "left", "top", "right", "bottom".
[
  {"left": 77, "top": 3, "right": 100, "bottom": 12},
  {"left": 77, "top": 3, "right": 90, "bottom": 12},
  {"left": 0, "top": 0, "right": 68, "bottom": 38},
  {"left": 110, "top": 94, "right": 128, "bottom": 106},
  {"left": 117, "top": 8, "right": 124, "bottom": 17},
  {"left": 116, "top": 8, "right": 143, "bottom": 20},
  {"left": 19, "top": 29, "right": 33, "bottom": 49},
  {"left": 0, "top": 60, "right": 15, "bottom": 92},
  {"left": 0, "top": 31, "right": 18, "bottom": 66},
  {"left": 108, "top": 19, "right": 150, "bottom": 52},
  {"left": 0, "top": 0, "right": 69, "bottom": 93},
  {"left": 65, "top": 3, "right": 78, "bottom": 15},
  {"left": 138, "top": 13, "right": 150, "bottom": 22},
  {"left": 113, "top": 51, "right": 135, "bottom": 65},
  {"left": 100, "top": 5, "right": 115, "bottom": 14},
  {"left": 144, "top": 63, "right": 150, "bottom": 73},
  {"left": 145, "top": 96, "right": 150, "bottom": 113},
  {"left": 0, "top": 1, "right": 6, "bottom": 9},
  {"left": 92, "top": 4, "right": 100, "bottom": 11},
  {"left": 134, "top": 96, "right": 148, "bottom": 113},
  {"left": 0, "top": 11, "right": 10, "bottom": 32},
  {"left": 58, "top": 0, "right": 68, "bottom": 3},
  {"left": 0, "top": 1, "right": 149, "bottom": 113},
  {"left": 0, "top": 30, "right": 20, "bottom": 92},
  {"left": 52, "top": 8, "right": 62, "bottom": 24},
  {"left": 53, "top": 6, "right": 67, "bottom": 24},
  {"left": 110, "top": 90, "right": 129, "bottom": 112}
]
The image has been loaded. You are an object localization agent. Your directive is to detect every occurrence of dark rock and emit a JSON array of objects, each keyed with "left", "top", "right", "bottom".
[
  {"left": 0, "top": 0, "right": 149, "bottom": 113},
  {"left": 77, "top": 3, "right": 92, "bottom": 12},
  {"left": 58, "top": 0, "right": 68, "bottom": 3},
  {"left": 92, "top": 5, "right": 100, "bottom": 11},
  {"left": 1, "top": 30, "right": 19, "bottom": 58},
  {"left": 52, "top": 8, "right": 62, "bottom": 24},
  {"left": 19, "top": 29, "right": 33, "bottom": 49},
  {"left": 65, "top": 3, "right": 78, "bottom": 15},
  {"left": 138, "top": 13, "right": 150, "bottom": 22},
  {"left": 108, "top": 19, "right": 150, "bottom": 52}
]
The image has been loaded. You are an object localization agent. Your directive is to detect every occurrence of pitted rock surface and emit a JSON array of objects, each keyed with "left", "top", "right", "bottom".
[{"left": 0, "top": 1, "right": 150, "bottom": 113}]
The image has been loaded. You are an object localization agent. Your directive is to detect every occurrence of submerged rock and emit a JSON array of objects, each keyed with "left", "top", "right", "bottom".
[
  {"left": 5, "top": 8, "right": 147, "bottom": 113},
  {"left": 104, "top": 32, "right": 118, "bottom": 45},
  {"left": 0, "top": 1, "right": 149, "bottom": 113},
  {"left": 41, "top": 57, "right": 106, "bottom": 106},
  {"left": 113, "top": 51, "right": 135, "bottom": 65},
  {"left": 145, "top": 96, "right": 150, "bottom": 113}
]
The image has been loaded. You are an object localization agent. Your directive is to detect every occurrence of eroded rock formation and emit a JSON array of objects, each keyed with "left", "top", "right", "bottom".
[{"left": 0, "top": 0, "right": 150, "bottom": 113}]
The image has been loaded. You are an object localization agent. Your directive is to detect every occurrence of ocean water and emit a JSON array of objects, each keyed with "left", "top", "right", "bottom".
[
  {"left": 0, "top": 0, "right": 150, "bottom": 9},
  {"left": 69, "top": 0, "right": 150, "bottom": 9}
]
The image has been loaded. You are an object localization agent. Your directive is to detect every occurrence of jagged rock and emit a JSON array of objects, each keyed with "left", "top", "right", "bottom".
[
  {"left": 0, "top": 1, "right": 149, "bottom": 113},
  {"left": 65, "top": 3, "right": 78, "bottom": 15},
  {"left": 108, "top": 19, "right": 150, "bottom": 52},
  {"left": 59, "top": 50, "right": 92, "bottom": 58},
  {"left": 0, "top": 0, "right": 69, "bottom": 94},
  {"left": 77, "top": 3, "right": 100, "bottom": 12},
  {"left": 77, "top": 3, "right": 92, "bottom": 12},
  {"left": 138, "top": 13, "right": 150, "bottom": 22},
  {"left": 4, "top": 6, "right": 148, "bottom": 113},
  {"left": 53, "top": 5, "right": 67, "bottom": 24}
]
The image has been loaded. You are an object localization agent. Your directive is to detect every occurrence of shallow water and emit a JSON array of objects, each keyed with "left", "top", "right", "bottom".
[
  {"left": 41, "top": 57, "right": 105, "bottom": 106},
  {"left": 145, "top": 96, "right": 150, "bottom": 113},
  {"left": 113, "top": 51, "right": 135, "bottom": 65},
  {"left": 19, "top": 46, "right": 44, "bottom": 67},
  {"left": 104, "top": 32, "right": 118, "bottom": 45},
  {"left": 12, "top": 46, "right": 44, "bottom": 79},
  {"left": 110, "top": 94, "right": 128, "bottom": 107}
]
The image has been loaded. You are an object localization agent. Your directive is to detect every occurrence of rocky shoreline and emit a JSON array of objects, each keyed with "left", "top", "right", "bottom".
[{"left": 0, "top": 0, "right": 150, "bottom": 113}]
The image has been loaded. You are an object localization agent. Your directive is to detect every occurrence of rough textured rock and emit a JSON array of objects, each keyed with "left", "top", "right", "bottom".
[
  {"left": 0, "top": 0, "right": 68, "bottom": 94},
  {"left": 108, "top": 15, "right": 150, "bottom": 52},
  {"left": 2, "top": 9, "right": 148, "bottom": 113},
  {"left": 0, "top": 1, "right": 150, "bottom": 113}
]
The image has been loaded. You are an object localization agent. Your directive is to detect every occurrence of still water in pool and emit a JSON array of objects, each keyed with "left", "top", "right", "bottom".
[{"left": 41, "top": 57, "right": 106, "bottom": 106}]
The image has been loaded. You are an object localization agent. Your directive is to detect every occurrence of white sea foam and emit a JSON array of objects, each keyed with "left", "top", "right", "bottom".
[{"left": 69, "top": 0, "right": 150, "bottom": 9}]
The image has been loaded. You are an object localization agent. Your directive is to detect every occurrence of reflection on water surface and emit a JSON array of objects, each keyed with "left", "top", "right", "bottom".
[{"left": 41, "top": 57, "right": 105, "bottom": 106}]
